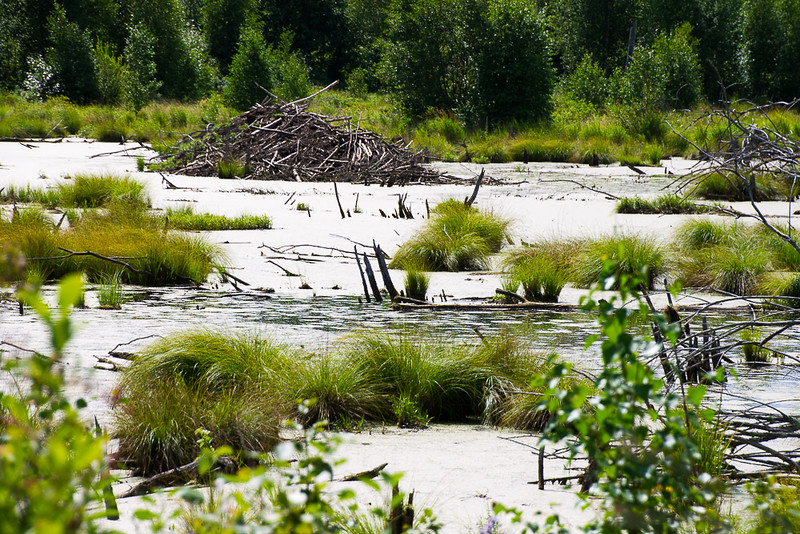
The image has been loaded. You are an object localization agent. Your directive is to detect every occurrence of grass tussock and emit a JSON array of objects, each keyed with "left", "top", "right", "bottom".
[
  {"left": 390, "top": 200, "right": 511, "bottom": 271},
  {"left": 572, "top": 234, "right": 666, "bottom": 290},
  {"left": 113, "top": 330, "right": 294, "bottom": 475},
  {"left": 502, "top": 245, "right": 572, "bottom": 302},
  {"left": 671, "top": 219, "right": 800, "bottom": 295},
  {"left": 616, "top": 194, "right": 710, "bottom": 215},
  {"left": 0, "top": 173, "right": 149, "bottom": 208},
  {"left": 165, "top": 205, "right": 272, "bottom": 231},
  {"left": 113, "top": 328, "right": 580, "bottom": 473},
  {"left": 403, "top": 269, "right": 430, "bottom": 301},
  {"left": 0, "top": 204, "right": 227, "bottom": 284},
  {"left": 690, "top": 171, "right": 796, "bottom": 201}
]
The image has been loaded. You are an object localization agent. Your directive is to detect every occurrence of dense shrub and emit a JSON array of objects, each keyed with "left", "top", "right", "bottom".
[
  {"left": 45, "top": 4, "right": 98, "bottom": 103},
  {"left": 470, "top": 0, "right": 553, "bottom": 125},
  {"left": 223, "top": 21, "right": 273, "bottom": 110}
]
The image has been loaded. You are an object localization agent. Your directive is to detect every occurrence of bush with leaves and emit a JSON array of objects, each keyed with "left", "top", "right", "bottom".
[
  {"left": 124, "top": 23, "right": 161, "bottom": 111},
  {"left": 45, "top": 4, "right": 98, "bottom": 103},
  {"left": 223, "top": 20, "right": 273, "bottom": 110},
  {"left": 0, "top": 274, "right": 115, "bottom": 532},
  {"left": 534, "top": 265, "right": 727, "bottom": 533}
]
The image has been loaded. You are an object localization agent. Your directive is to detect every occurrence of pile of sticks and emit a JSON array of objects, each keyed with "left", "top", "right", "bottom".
[{"left": 161, "top": 97, "right": 446, "bottom": 185}]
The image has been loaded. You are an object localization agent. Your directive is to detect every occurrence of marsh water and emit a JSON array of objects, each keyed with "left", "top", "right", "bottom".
[{"left": 1, "top": 147, "right": 799, "bottom": 426}]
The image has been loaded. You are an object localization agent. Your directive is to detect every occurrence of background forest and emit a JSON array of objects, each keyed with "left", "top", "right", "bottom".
[{"left": 0, "top": 0, "right": 798, "bottom": 129}]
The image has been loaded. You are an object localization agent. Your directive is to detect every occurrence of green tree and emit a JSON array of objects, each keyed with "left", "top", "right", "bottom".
[
  {"left": 223, "top": 20, "right": 273, "bottom": 110},
  {"left": 262, "top": 0, "right": 350, "bottom": 82},
  {"left": 201, "top": 0, "right": 254, "bottom": 74},
  {"left": 46, "top": 3, "right": 98, "bottom": 102},
  {"left": 621, "top": 22, "right": 703, "bottom": 110},
  {"left": 95, "top": 40, "right": 129, "bottom": 105},
  {"left": 471, "top": 0, "right": 554, "bottom": 125},
  {"left": 0, "top": 0, "right": 29, "bottom": 91},
  {"left": 547, "top": 0, "right": 642, "bottom": 74},
  {"left": 124, "top": 22, "right": 161, "bottom": 110},
  {"left": 381, "top": 0, "right": 465, "bottom": 116}
]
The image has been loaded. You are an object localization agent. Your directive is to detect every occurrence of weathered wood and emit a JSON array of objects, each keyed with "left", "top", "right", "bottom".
[
  {"left": 354, "top": 246, "right": 371, "bottom": 303},
  {"left": 121, "top": 456, "right": 237, "bottom": 498},
  {"left": 362, "top": 253, "right": 383, "bottom": 303},
  {"left": 373, "top": 241, "right": 398, "bottom": 300},
  {"left": 337, "top": 462, "right": 388, "bottom": 482},
  {"left": 495, "top": 288, "right": 527, "bottom": 303},
  {"left": 465, "top": 169, "right": 484, "bottom": 208},
  {"left": 333, "top": 181, "right": 346, "bottom": 219}
]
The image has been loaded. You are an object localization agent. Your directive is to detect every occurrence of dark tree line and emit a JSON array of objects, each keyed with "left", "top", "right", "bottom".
[{"left": 0, "top": 0, "right": 798, "bottom": 122}]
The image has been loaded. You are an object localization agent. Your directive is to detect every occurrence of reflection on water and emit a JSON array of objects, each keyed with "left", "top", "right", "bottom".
[{"left": 1, "top": 286, "right": 798, "bottom": 415}]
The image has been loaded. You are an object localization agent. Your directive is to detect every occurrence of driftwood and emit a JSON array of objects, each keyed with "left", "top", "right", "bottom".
[
  {"left": 362, "top": 253, "right": 383, "bottom": 303},
  {"left": 121, "top": 456, "right": 237, "bottom": 498},
  {"left": 337, "top": 462, "right": 388, "bottom": 482},
  {"left": 160, "top": 98, "right": 448, "bottom": 185},
  {"left": 495, "top": 288, "right": 527, "bottom": 303},
  {"left": 354, "top": 246, "right": 371, "bottom": 303},
  {"left": 373, "top": 241, "right": 398, "bottom": 300}
]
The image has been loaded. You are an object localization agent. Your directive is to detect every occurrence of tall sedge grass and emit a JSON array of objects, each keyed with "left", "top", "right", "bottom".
[
  {"left": 113, "top": 330, "right": 295, "bottom": 474},
  {"left": 673, "top": 219, "right": 785, "bottom": 295},
  {"left": 97, "top": 270, "right": 124, "bottom": 309},
  {"left": 616, "top": 194, "right": 709, "bottom": 215},
  {"left": 1, "top": 173, "right": 149, "bottom": 208},
  {"left": 403, "top": 269, "right": 430, "bottom": 301},
  {"left": 390, "top": 200, "right": 511, "bottom": 271},
  {"left": 502, "top": 248, "right": 569, "bottom": 302},
  {"left": 572, "top": 234, "right": 666, "bottom": 290},
  {"left": 0, "top": 204, "right": 227, "bottom": 284},
  {"left": 0, "top": 94, "right": 236, "bottom": 149},
  {"left": 165, "top": 205, "right": 272, "bottom": 231}
]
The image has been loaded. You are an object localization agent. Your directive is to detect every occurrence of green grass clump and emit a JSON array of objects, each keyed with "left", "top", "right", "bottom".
[
  {"left": 166, "top": 205, "right": 271, "bottom": 231},
  {"left": 690, "top": 171, "right": 793, "bottom": 201},
  {"left": 0, "top": 204, "right": 227, "bottom": 285},
  {"left": 97, "top": 270, "right": 124, "bottom": 309},
  {"left": 573, "top": 234, "right": 666, "bottom": 290},
  {"left": 502, "top": 248, "right": 569, "bottom": 302},
  {"left": 616, "top": 194, "right": 710, "bottom": 214},
  {"left": 390, "top": 200, "right": 511, "bottom": 271},
  {"left": 112, "top": 330, "right": 293, "bottom": 475},
  {"left": 0, "top": 173, "right": 149, "bottom": 208},
  {"left": 403, "top": 269, "right": 430, "bottom": 301},
  {"left": 673, "top": 219, "right": 781, "bottom": 295}
]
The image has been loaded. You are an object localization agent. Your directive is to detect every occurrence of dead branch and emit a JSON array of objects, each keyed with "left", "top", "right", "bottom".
[{"left": 538, "top": 179, "right": 620, "bottom": 200}]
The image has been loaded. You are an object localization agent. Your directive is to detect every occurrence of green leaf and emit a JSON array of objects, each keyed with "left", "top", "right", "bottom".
[{"left": 687, "top": 385, "right": 707, "bottom": 407}]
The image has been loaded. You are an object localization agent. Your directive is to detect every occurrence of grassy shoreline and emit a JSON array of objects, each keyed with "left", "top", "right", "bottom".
[{"left": 4, "top": 90, "right": 799, "bottom": 167}]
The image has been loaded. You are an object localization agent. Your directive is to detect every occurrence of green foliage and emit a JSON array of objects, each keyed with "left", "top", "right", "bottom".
[
  {"left": 223, "top": 20, "right": 272, "bottom": 110},
  {"left": 558, "top": 54, "right": 609, "bottom": 109},
  {"left": 45, "top": 3, "right": 98, "bottom": 103},
  {"left": 201, "top": 0, "right": 253, "bottom": 74},
  {"left": 535, "top": 266, "right": 727, "bottom": 533},
  {"left": 469, "top": 0, "right": 553, "bottom": 125},
  {"left": 169, "top": 422, "right": 441, "bottom": 534},
  {"left": 621, "top": 23, "right": 703, "bottom": 111},
  {"left": 739, "top": 0, "right": 800, "bottom": 102},
  {"left": 94, "top": 41, "right": 128, "bottom": 105},
  {"left": 165, "top": 205, "right": 272, "bottom": 231},
  {"left": 123, "top": 22, "right": 161, "bottom": 111},
  {"left": 383, "top": 0, "right": 553, "bottom": 125},
  {"left": 390, "top": 200, "right": 510, "bottom": 271},
  {"left": 1, "top": 275, "right": 113, "bottom": 532},
  {"left": 269, "top": 31, "right": 311, "bottom": 102}
]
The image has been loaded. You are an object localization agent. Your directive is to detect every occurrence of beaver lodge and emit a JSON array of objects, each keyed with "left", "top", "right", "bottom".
[{"left": 160, "top": 97, "right": 448, "bottom": 185}]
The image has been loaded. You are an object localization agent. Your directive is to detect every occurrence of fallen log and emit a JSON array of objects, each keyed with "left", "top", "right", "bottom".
[{"left": 121, "top": 456, "right": 238, "bottom": 498}]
